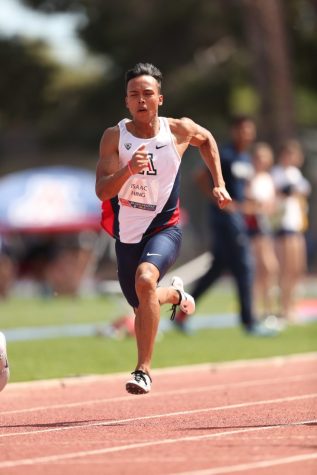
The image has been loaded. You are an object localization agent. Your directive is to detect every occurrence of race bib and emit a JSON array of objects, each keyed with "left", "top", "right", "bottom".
[{"left": 119, "top": 175, "right": 159, "bottom": 212}]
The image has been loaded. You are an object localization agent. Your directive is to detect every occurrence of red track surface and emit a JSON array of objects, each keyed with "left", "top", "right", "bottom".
[{"left": 1, "top": 353, "right": 317, "bottom": 475}]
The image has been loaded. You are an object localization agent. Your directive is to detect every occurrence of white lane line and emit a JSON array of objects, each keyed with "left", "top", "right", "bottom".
[
  {"left": 0, "top": 393, "right": 316, "bottom": 439},
  {"left": 2, "top": 372, "right": 316, "bottom": 416},
  {"left": 170, "top": 452, "right": 317, "bottom": 475},
  {"left": 0, "top": 419, "right": 315, "bottom": 469}
]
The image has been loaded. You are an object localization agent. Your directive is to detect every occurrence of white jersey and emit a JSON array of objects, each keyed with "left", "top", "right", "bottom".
[
  {"left": 249, "top": 172, "right": 275, "bottom": 204},
  {"left": 271, "top": 164, "right": 311, "bottom": 232},
  {"left": 101, "top": 117, "right": 182, "bottom": 243}
]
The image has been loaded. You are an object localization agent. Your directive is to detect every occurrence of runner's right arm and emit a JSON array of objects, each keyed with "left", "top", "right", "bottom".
[{"left": 96, "top": 127, "right": 149, "bottom": 201}]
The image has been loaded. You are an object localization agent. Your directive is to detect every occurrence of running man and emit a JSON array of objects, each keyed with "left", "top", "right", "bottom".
[
  {"left": 96, "top": 62, "right": 231, "bottom": 395},
  {"left": 0, "top": 332, "right": 9, "bottom": 392}
]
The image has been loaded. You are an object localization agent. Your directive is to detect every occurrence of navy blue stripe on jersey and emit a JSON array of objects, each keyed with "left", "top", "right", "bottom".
[{"left": 111, "top": 197, "right": 120, "bottom": 238}]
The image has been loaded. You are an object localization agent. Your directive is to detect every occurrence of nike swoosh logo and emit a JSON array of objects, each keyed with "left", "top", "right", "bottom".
[
  {"left": 156, "top": 144, "right": 167, "bottom": 149},
  {"left": 146, "top": 253, "right": 161, "bottom": 257}
]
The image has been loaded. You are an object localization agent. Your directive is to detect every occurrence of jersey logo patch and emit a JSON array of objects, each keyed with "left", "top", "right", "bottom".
[
  {"left": 139, "top": 153, "right": 157, "bottom": 176},
  {"left": 124, "top": 143, "right": 132, "bottom": 150}
]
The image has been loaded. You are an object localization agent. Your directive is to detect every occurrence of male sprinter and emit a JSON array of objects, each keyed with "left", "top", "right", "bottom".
[{"left": 96, "top": 62, "right": 231, "bottom": 394}]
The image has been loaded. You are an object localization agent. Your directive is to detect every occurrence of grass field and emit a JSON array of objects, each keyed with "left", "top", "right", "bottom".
[{"left": 1, "top": 282, "right": 317, "bottom": 382}]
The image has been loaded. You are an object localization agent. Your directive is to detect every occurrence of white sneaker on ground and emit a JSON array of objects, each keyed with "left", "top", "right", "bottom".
[
  {"left": 171, "top": 276, "right": 195, "bottom": 316},
  {"left": 0, "top": 332, "right": 9, "bottom": 392},
  {"left": 126, "top": 370, "right": 152, "bottom": 395}
]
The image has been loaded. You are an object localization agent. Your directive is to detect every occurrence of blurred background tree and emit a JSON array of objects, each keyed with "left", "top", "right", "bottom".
[
  {"left": 1, "top": 0, "right": 316, "bottom": 157},
  {"left": 0, "top": 0, "right": 316, "bottom": 266}
]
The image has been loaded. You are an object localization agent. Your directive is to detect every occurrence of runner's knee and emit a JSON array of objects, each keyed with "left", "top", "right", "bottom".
[{"left": 135, "top": 269, "right": 157, "bottom": 297}]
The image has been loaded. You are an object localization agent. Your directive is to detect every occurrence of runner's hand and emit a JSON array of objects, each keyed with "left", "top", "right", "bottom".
[
  {"left": 212, "top": 187, "right": 232, "bottom": 209},
  {"left": 129, "top": 144, "right": 149, "bottom": 174}
]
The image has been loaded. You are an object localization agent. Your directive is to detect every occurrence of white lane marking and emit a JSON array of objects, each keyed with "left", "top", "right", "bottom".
[
  {"left": 0, "top": 393, "right": 316, "bottom": 439},
  {"left": 0, "top": 419, "right": 315, "bottom": 469},
  {"left": 2, "top": 372, "right": 316, "bottom": 416},
  {"left": 171, "top": 452, "right": 317, "bottom": 475}
]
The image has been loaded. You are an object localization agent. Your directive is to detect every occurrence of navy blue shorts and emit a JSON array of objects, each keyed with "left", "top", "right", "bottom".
[{"left": 115, "top": 225, "right": 182, "bottom": 308}]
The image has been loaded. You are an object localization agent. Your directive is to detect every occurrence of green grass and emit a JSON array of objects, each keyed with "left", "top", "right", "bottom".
[
  {"left": 7, "top": 323, "right": 317, "bottom": 382},
  {"left": 0, "top": 296, "right": 121, "bottom": 328},
  {"left": 0, "top": 286, "right": 238, "bottom": 329},
  {"left": 1, "top": 284, "right": 317, "bottom": 383}
]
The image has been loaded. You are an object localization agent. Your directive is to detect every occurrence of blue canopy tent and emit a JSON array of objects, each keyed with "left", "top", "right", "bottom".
[
  {"left": 0, "top": 166, "right": 104, "bottom": 296},
  {"left": 0, "top": 166, "right": 101, "bottom": 234}
]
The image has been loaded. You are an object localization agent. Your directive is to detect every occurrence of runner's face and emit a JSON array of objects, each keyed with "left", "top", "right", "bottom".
[{"left": 125, "top": 75, "right": 163, "bottom": 121}]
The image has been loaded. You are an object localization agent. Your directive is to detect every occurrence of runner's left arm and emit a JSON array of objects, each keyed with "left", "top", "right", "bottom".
[{"left": 171, "top": 117, "right": 232, "bottom": 209}]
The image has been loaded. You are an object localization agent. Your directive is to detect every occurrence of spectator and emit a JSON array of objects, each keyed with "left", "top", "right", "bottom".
[
  {"left": 245, "top": 143, "right": 279, "bottom": 319},
  {"left": 0, "top": 235, "right": 15, "bottom": 298},
  {"left": 271, "top": 140, "right": 311, "bottom": 322}
]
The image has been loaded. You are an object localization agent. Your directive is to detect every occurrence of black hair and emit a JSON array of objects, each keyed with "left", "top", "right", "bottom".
[
  {"left": 125, "top": 62, "right": 162, "bottom": 92},
  {"left": 230, "top": 114, "right": 254, "bottom": 128}
]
